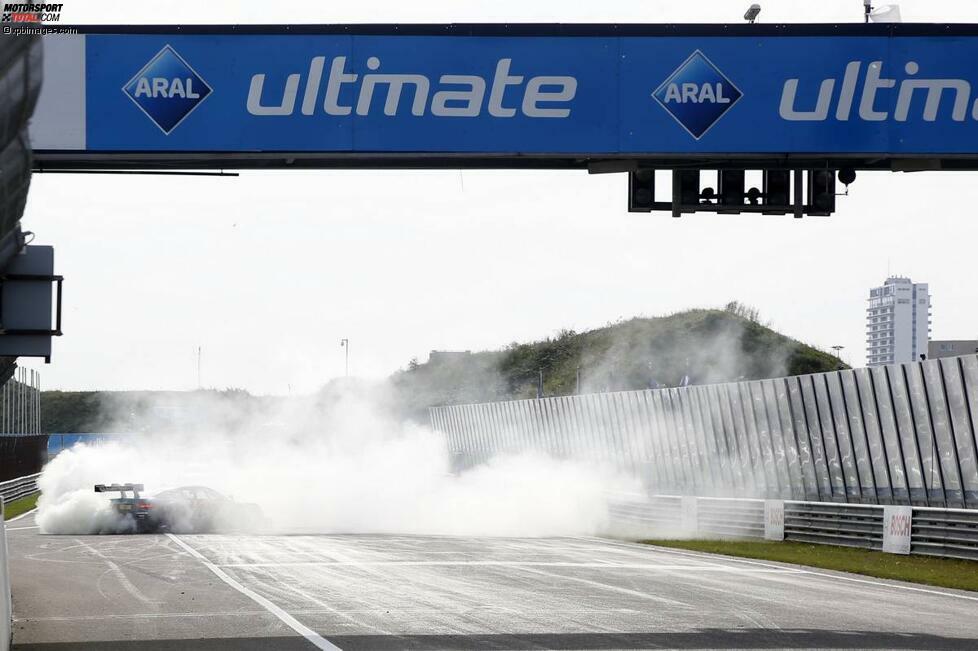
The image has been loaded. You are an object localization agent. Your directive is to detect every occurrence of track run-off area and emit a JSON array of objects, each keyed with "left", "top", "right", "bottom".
[{"left": 6, "top": 511, "right": 978, "bottom": 650}]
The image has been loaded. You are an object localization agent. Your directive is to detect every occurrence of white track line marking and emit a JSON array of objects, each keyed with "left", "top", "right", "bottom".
[
  {"left": 6, "top": 508, "right": 37, "bottom": 523},
  {"left": 166, "top": 534, "right": 341, "bottom": 651},
  {"left": 217, "top": 560, "right": 802, "bottom": 572},
  {"left": 591, "top": 538, "right": 978, "bottom": 603},
  {"left": 17, "top": 606, "right": 657, "bottom": 623},
  {"left": 74, "top": 538, "right": 161, "bottom": 605},
  {"left": 5, "top": 525, "right": 39, "bottom": 531},
  {"left": 508, "top": 564, "right": 690, "bottom": 607}
]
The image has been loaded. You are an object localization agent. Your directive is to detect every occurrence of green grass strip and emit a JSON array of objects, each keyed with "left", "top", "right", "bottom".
[
  {"left": 4, "top": 493, "right": 38, "bottom": 521},
  {"left": 641, "top": 539, "right": 978, "bottom": 593}
]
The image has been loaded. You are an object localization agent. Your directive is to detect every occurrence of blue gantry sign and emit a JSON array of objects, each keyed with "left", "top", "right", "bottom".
[{"left": 29, "top": 26, "right": 978, "bottom": 157}]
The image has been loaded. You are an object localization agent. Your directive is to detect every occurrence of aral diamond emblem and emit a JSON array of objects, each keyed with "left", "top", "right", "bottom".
[
  {"left": 123, "top": 45, "right": 212, "bottom": 135},
  {"left": 652, "top": 50, "right": 742, "bottom": 140}
]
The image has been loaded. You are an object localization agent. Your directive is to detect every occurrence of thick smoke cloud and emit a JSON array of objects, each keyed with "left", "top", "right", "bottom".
[{"left": 36, "top": 383, "right": 639, "bottom": 536}]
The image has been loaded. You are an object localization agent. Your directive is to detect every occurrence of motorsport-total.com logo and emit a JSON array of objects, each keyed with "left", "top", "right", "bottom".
[{"left": 1, "top": 2, "right": 62, "bottom": 22}]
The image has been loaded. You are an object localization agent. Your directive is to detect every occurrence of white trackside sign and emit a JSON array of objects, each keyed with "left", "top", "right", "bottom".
[
  {"left": 882, "top": 506, "right": 913, "bottom": 555},
  {"left": 764, "top": 500, "right": 785, "bottom": 541}
]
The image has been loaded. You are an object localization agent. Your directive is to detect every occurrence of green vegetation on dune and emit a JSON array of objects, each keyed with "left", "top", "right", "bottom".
[
  {"left": 40, "top": 388, "right": 273, "bottom": 434},
  {"left": 642, "top": 539, "right": 978, "bottom": 593},
  {"left": 4, "top": 493, "right": 38, "bottom": 520},
  {"left": 41, "top": 391, "right": 112, "bottom": 434},
  {"left": 391, "top": 305, "right": 845, "bottom": 418}
]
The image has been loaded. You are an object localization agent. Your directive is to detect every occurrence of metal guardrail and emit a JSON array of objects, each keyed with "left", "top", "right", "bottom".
[
  {"left": 608, "top": 494, "right": 978, "bottom": 561},
  {"left": 0, "top": 472, "right": 38, "bottom": 505},
  {"left": 700, "top": 497, "right": 765, "bottom": 539},
  {"left": 910, "top": 508, "right": 978, "bottom": 561},
  {"left": 785, "top": 501, "right": 884, "bottom": 550}
]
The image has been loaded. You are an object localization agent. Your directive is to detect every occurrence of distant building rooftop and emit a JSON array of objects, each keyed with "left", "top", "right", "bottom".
[{"left": 928, "top": 340, "right": 978, "bottom": 360}]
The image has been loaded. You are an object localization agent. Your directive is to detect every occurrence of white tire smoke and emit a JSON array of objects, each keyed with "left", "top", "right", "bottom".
[{"left": 36, "top": 390, "right": 638, "bottom": 536}]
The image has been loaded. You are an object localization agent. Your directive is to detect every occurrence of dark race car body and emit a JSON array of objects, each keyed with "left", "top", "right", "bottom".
[
  {"left": 94, "top": 483, "right": 157, "bottom": 533},
  {"left": 95, "top": 483, "right": 264, "bottom": 533}
]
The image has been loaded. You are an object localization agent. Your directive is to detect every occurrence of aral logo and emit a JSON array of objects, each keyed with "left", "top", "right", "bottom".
[
  {"left": 653, "top": 50, "right": 742, "bottom": 139},
  {"left": 123, "top": 45, "right": 212, "bottom": 134}
]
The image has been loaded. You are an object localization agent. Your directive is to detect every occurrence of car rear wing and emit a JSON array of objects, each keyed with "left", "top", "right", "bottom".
[{"left": 94, "top": 483, "right": 144, "bottom": 493}]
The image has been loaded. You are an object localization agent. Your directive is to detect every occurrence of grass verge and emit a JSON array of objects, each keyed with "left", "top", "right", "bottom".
[
  {"left": 641, "top": 539, "right": 978, "bottom": 593},
  {"left": 4, "top": 493, "right": 38, "bottom": 521}
]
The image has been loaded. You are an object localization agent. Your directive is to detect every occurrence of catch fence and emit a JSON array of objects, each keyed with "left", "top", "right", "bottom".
[
  {"left": 0, "top": 367, "right": 43, "bottom": 481},
  {"left": 0, "top": 367, "right": 39, "bottom": 437},
  {"left": 430, "top": 355, "right": 978, "bottom": 510}
]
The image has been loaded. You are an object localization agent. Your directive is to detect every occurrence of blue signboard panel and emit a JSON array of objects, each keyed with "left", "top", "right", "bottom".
[{"left": 31, "top": 28, "right": 978, "bottom": 157}]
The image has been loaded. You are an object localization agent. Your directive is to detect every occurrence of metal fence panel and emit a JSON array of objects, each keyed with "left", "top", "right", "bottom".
[
  {"left": 960, "top": 356, "right": 978, "bottom": 507},
  {"left": 554, "top": 397, "right": 574, "bottom": 459},
  {"left": 573, "top": 394, "right": 595, "bottom": 461},
  {"left": 940, "top": 358, "right": 978, "bottom": 508},
  {"left": 650, "top": 391, "right": 685, "bottom": 492},
  {"left": 904, "top": 363, "right": 949, "bottom": 504},
  {"left": 540, "top": 399, "right": 557, "bottom": 457},
  {"left": 840, "top": 370, "right": 877, "bottom": 502},
  {"left": 726, "top": 382, "right": 764, "bottom": 496},
  {"left": 702, "top": 385, "right": 732, "bottom": 492},
  {"left": 825, "top": 373, "right": 862, "bottom": 500},
  {"left": 797, "top": 376, "right": 833, "bottom": 499},
  {"left": 811, "top": 376, "right": 846, "bottom": 500},
  {"left": 921, "top": 360, "right": 964, "bottom": 506},
  {"left": 855, "top": 368, "right": 896, "bottom": 502},
  {"left": 815, "top": 376, "right": 847, "bottom": 500},
  {"left": 749, "top": 381, "right": 779, "bottom": 497},
  {"left": 611, "top": 393, "right": 637, "bottom": 472},
  {"left": 622, "top": 392, "right": 648, "bottom": 481},
  {"left": 771, "top": 380, "right": 802, "bottom": 500},
  {"left": 872, "top": 366, "right": 916, "bottom": 503},
  {"left": 786, "top": 376, "right": 820, "bottom": 501},
  {"left": 697, "top": 386, "right": 732, "bottom": 493},
  {"left": 643, "top": 390, "right": 675, "bottom": 491},
  {"left": 680, "top": 388, "right": 708, "bottom": 492},
  {"left": 761, "top": 380, "right": 792, "bottom": 498}
]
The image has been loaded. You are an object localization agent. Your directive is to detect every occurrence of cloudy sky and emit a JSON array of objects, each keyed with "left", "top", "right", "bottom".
[{"left": 20, "top": 0, "right": 978, "bottom": 393}]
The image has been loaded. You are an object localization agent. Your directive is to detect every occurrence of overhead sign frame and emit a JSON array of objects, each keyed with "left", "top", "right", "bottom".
[{"left": 28, "top": 22, "right": 978, "bottom": 171}]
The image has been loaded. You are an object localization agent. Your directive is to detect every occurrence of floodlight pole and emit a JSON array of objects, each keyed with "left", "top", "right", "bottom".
[{"left": 831, "top": 345, "right": 845, "bottom": 367}]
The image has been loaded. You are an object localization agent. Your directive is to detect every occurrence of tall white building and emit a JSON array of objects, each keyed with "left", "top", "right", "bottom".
[{"left": 866, "top": 277, "right": 931, "bottom": 367}]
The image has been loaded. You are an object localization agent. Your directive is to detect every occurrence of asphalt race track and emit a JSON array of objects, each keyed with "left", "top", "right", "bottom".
[{"left": 7, "top": 511, "right": 978, "bottom": 650}]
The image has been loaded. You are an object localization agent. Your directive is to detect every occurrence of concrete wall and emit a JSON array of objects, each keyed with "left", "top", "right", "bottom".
[{"left": 0, "top": 498, "right": 11, "bottom": 651}]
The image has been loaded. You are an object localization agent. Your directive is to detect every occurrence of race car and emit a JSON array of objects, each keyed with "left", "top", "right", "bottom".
[
  {"left": 95, "top": 483, "right": 264, "bottom": 533},
  {"left": 94, "top": 483, "right": 155, "bottom": 533}
]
